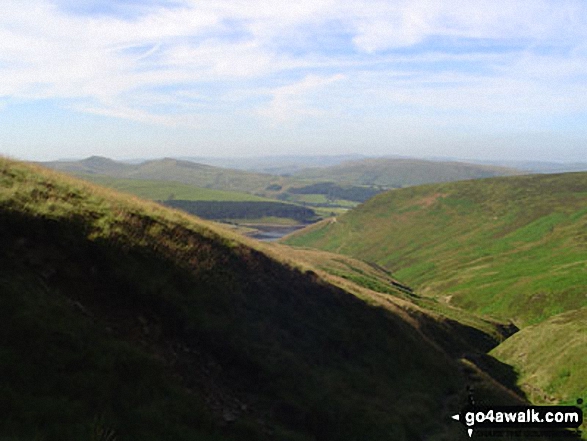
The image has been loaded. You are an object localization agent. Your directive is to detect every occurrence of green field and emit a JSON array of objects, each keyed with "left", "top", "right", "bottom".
[
  {"left": 284, "top": 193, "right": 358, "bottom": 207},
  {"left": 268, "top": 244, "right": 515, "bottom": 347},
  {"left": 2, "top": 157, "right": 534, "bottom": 440}
]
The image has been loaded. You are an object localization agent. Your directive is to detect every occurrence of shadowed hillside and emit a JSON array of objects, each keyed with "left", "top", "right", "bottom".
[{"left": 0, "top": 157, "right": 537, "bottom": 440}]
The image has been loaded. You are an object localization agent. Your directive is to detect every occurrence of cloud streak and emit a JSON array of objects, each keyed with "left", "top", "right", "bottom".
[{"left": 258, "top": 74, "right": 346, "bottom": 122}]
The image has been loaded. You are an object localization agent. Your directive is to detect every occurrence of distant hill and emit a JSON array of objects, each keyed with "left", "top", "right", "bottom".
[
  {"left": 293, "top": 157, "right": 522, "bottom": 187},
  {"left": 41, "top": 156, "right": 296, "bottom": 195},
  {"left": 43, "top": 155, "right": 132, "bottom": 174},
  {"left": 467, "top": 159, "right": 587, "bottom": 174},
  {"left": 1, "top": 157, "right": 537, "bottom": 440},
  {"left": 178, "top": 154, "right": 368, "bottom": 175}
]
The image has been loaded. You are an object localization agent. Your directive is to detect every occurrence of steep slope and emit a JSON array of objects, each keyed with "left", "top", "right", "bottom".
[
  {"left": 285, "top": 172, "right": 587, "bottom": 326},
  {"left": 293, "top": 157, "right": 521, "bottom": 187},
  {"left": 267, "top": 245, "right": 518, "bottom": 351},
  {"left": 0, "top": 157, "right": 526, "bottom": 440}
]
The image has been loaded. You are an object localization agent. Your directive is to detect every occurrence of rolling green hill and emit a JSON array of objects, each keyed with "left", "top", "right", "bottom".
[
  {"left": 1, "top": 157, "right": 535, "bottom": 440},
  {"left": 293, "top": 157, "right": 521, "bottom": 188},
  {"left": 285, "top": 172, "right": 587, "bottom": 326}
]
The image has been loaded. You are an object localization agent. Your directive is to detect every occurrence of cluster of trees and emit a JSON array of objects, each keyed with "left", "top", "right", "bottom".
[
  {"left": 163, "top": 200, "right": 317, "bottom": 222},
  {"left": 288, "top": 182, "right": 383, "bottom": 202}
]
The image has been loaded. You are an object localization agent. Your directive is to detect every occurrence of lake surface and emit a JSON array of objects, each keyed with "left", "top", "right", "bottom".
[{"left": 246, "top": 225, "right": 307, "bottom": 242}]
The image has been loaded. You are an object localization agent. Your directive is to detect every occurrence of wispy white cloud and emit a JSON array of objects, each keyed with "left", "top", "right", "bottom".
[
  {"left": 348, "top": 0, "right": 587, "bottom": 52},
  {"left": 0, "top": 0, "right": 586, "bottom": 158},
  {"left": 71, "top": 101, "right": 203, "bottom": 128},
  {"left": 257, "top": 74, "right": 346, "bottom": 122}
]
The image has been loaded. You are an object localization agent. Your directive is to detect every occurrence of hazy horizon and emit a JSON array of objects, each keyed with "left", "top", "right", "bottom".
[
  {"left": 1, "top": 1, "right": 586, "bottom": 162},
  {"left": 32, "top": 152, "right": 587, "bottom": 166}
]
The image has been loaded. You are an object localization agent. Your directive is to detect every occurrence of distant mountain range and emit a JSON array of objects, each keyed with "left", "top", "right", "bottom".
[
  {"left": 41, "top": 155, "right": 527, "bottom": 192},
  {"left": 176, "top": 154, "right": 368, "bottom": 175}
]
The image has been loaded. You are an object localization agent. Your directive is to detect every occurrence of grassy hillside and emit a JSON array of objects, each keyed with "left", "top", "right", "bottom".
[
  {"left": 1, "top": 157, "right": 533, "bottom": 440},
  {"left": 285, "top": 172, "right": 587, "bottom": 436},
  {"left": 285, "top": 172, "right": 587, "bottom": 327},
  {"left": 267, "top": 245, "right": 519, "bottom": 351},
  {"left": 293, "top": 157, "right": 521, "bottom": 188},
  {"left": 491, "top": 307, "right": 587, "bottom": 433}
]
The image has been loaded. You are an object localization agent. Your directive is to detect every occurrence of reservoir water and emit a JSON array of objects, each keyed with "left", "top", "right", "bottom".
[{"left": 246, "top": 225, "right": 307, "bottom": 242}]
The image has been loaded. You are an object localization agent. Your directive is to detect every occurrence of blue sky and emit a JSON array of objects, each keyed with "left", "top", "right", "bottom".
[{"left": 1, "top": 0, "right": 586, "bottom": 161}]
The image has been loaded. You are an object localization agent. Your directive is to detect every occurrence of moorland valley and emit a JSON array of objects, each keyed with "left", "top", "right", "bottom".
[{"left": 0, "top": 154, "right": 585, "bottom": 440}]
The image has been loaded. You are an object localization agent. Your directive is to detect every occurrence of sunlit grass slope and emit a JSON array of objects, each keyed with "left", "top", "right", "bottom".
[
  {"left": 491, "top": 307, "right": 587, "bottom": 434},
  {"left": 285, "top": 172, "right": 587, "bottom": 327},
  {"left": 0, "top": 157, "right": 510, "bottom": 440}
]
